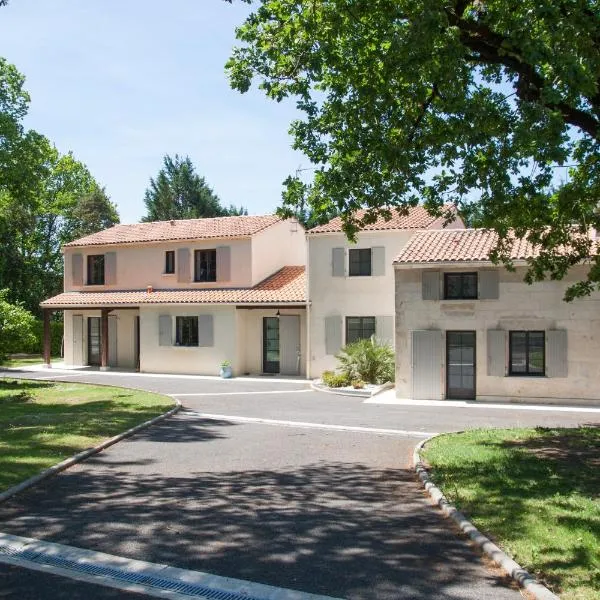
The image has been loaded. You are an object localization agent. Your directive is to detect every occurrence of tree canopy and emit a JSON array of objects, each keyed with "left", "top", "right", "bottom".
[
  {"left": 227, "top": 0, "right": 600, "bottom": 299},
  {"left": 142, "top": 154, "right": 247, "bottom": 222}
]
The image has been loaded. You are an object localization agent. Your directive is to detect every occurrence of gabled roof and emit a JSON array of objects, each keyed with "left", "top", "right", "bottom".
[
  {"left": 64, "top": 215, "right": 282, "bottom": 248},
  {"left": 40, "top": 266, "right": 306, "bottom": 308},
  {"left": 393, "top": 229, "right": 538, "bottom": 265},
  {"left": 307, "top": 205, "right": 459, "bottom": 234}
]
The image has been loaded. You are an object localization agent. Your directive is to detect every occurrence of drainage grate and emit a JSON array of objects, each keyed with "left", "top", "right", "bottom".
[{"left": 0, "top": 543, "right": 267, "bottom": 599}]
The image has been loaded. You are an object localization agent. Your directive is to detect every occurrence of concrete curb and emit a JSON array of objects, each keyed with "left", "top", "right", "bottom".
[
  {"left": 412, "top": 436, "right": 559, "bottom": 600},
  {"left": 310, "top": 380, "right": 393, "bottom": 398},
  {"left": 0, "top": 398, "right": 181, "bottom": 504}
]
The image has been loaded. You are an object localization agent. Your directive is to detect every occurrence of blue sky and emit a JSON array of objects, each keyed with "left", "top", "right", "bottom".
[{"left": 0, "top": 0, "right": 306, "bottom": 223}]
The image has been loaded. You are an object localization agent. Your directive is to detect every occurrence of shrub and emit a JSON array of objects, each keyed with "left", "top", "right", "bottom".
[
  {"left": 336, "top": 337, "right": 395, "bottom": 385},
  {"left": 351, "top": 379, "right": 365, "bottom": 389},
  {"left": 0, "top": 290, "right": 37, "bottom": 361},
  {"left": 321, "top": 370, "right": 350, "bottom": 388}
]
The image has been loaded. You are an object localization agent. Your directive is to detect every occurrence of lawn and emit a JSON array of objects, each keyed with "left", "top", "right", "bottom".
[
  {"left": 0, "top": 378, "right": 174, "bottom": 492},
  {"left": 422, "top": 427, "right": 600, "bottom": 600},
  {"left": 1, "top": 356, "right": 60, "bottom": 368}
]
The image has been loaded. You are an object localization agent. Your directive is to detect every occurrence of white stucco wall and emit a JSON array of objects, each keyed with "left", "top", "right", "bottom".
[{"left": 395, "top": 265, "right": 600, "bottom": 402}]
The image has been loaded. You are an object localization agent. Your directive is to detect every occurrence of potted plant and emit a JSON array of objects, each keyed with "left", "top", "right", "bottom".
[{"left": 220, "top": 360, "right": 233, "bottom": 379}]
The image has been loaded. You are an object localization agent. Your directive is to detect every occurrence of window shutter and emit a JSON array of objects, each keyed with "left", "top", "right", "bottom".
[
  {"left": 216, "top": 246, "right": 231, "bottom": 282},
  {"left": 422, "top": 271, "right": 440, "bottom": 300},
  {"left": 324, "top": 315, "right": 342, "bottom": 355},
  {"left": 411, "top": 330, "right": 442, "bottom": 399},
  {"left": 332, "top": 247, "right": 345, "bottom": 277},
  {"left": 546, "top": 330, "right": 567, "bottom": 377},
  {"left": 104, "top": 252, "right": 117, "bottom": 285},
  {"left": 197, "top": 314, "right": 214, "bottom": 347},
  {"left": 376, "top": 315, "right": 394, "bottom": 345},
  {"left": 479, "top": 270, "right": 499, "bottom": 299},
  {"left": 72, "top": 253, "right": 83, "bottom": 286},
  {"left": 371, "top": 246, "right": 386, "bottom": 276},
  {"left": 177, "top": 248, "right": 190, "bottom": 283},
  {"left": 487, "top": 330, "right": 506, "bottom": 376},
  {"left": 158, "top": 315, "right": 172, "bottom": 346}
]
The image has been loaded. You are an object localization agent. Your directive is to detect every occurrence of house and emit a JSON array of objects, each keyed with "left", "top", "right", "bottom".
[
  {"left": 40, "top": 215, "right": 308, "bottom": 377},
  {"left": 393, "top": 228, "right": 600, "bottom": 403},
  {"left": 306, "top": 206, "right": 464, "bottom": 377}
]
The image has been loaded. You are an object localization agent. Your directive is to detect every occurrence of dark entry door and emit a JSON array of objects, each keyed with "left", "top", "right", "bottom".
[
  {"left": 446, "top": 331, "right": 476, "bottom": 399},
  {"left": 263, "top": 317, "right": 280, "bottom": 373},
  {"left": 88, "top": 317, "right": 101, "bottom": 366}
]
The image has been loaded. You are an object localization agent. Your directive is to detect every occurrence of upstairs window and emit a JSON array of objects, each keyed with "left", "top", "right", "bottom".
[
  {"left": 509, "top": 331, "right": 545, "bottom": 376},
  {"left": 176, "top": 316, "right": 198, "bottom": 346},
  {"left": 165, "top": 250, "right": 175, "bottom": 274},
  {"left": 444, "top": 272, "right": 477, "bottom": 300},
  {"left": 346, "top": 316, "right": 376, "bottom": 344},
  {"left": 87, "top": 255, "right": 105, "bottom": 285},
  {"left": 349, "top": 248, "right": 372, "bottom": 276},
  {"left": 194, "top": 250, "right": 216, "bottom": 282}
]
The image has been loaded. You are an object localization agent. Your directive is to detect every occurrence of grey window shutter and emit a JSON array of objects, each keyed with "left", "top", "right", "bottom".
[
  {"left": 422, "top": 271, "right": 440, "bottom": 300},
  {"left": 487, "top": 330, "right": 506, "bottom": 376},
  {"left": 479, "top": 270, "right": 499, "bottom": 299},
  {"left": 376, "top": 315, "right": 394, "bottom": 345},
  {"left": 411, "top": 330, "right": 442, "bottom": 399},
  {"left": 371, "top": 246, "right": 386, "bottom": 276},
  {"left": 332, "top": 247, "right": 345, "bottom": 277},
  {"left": 198, "top": 314, "right": 214, "bottom": 347},
  {"left": 546, "top": 330, "right": 567, "bottom": 377},
  {"left": 325, "top": 315, "right": 342, "bottom": 355},
  {"left": 72, "top": 253, "right": 83, "bottom": 286},
  {"left": 177, "top": 248, "right": 190, "bottom": 283},
  {"left": 158, "top": 315, "right": 172, "bottom": 346},
  {"left": 216, "top": 246, "right": 231, "bottom": 282},
  {"left": 104, "top": 252, "right": 117, "bottom": 285}
]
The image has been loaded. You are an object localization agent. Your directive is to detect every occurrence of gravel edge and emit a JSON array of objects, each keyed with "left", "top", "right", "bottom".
[{"left": 413, "top": 436, "right": 559, "bottom": 600}]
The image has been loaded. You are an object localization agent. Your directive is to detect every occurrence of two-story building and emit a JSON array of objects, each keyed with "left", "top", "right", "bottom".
[
  {"left": 393, "top": 228, "right": 600, "bottom": 403},
  {"left": 306, "top": 207, "right": 464, "bottom": 376},
  {"left": 40, "top": 215, "right": 308, "bottom": 377}
]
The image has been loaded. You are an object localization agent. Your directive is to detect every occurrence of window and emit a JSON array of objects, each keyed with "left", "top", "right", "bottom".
[
  {"left": 175, "top": 316, "right": 198, "bottom": 346},
  {"left": 349, "top": 248, "right": 372, "bottom": 276},
  {"left": 346, "top": 316, "right": 376, "bottom": 344},
  {"left": 509, "top": 331, "right": 545, "bottom": 376},
  {"left": 165, "top": 251, "right": 175, "bottom": 274},
  {"left": 194, "top": 250, "right": 216, "bottom": 282},
  {"left": 87, "top": 255, "right": 105, "bottom": 285},
  {"left": 444, "top": 272, "right": 478, "bottom": 299}
]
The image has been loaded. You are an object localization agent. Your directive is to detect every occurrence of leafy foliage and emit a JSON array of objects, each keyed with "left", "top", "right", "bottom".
[
  {"left": 320, "top": 370, "right": 350, "bottom": 388},
  {"left": 142, "top": 154, "right": 247, "bottom": 222},
  {"left": 335, "top": 338, "right": 395, "bottom": 385},
  {"left": 0, "top": 290, "right": 36, "bottom": 361},
  {"left": 228, "top": 0, "right": 600, "bottom": 299}
]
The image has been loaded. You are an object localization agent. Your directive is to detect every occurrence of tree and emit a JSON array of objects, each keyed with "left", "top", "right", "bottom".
[
  {"left": 142, "top": 154, "right": 246, "bottom": 221},
  {"left": 227, "top": 0, "right": 600, "bottom": 299},
  {"left": 65, "top": 187, "right": 119, "bottom": 241},
  {"left": 0, "top": 290, "right": 36, "bottom": 361}
]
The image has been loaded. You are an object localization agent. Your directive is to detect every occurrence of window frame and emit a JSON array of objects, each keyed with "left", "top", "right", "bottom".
[
  {"left": 509, "top": 330, "right": 546, "bottom": 376},
  {"left": 175, "top": 316, "right": 199, "bottom": 347},
  {"left": 348, "top": 248, "right": 372, "bottom": 277},
  {"left": 164, "top": 250, "right": 175, "bottom": 274},
  {"left": 345, "top": 316, "right": 376, "bottom": 345},
  {"left": 194, "top": 249, "right": 217, "bottom": 282},
  {"left": 86, "top": 254, "right": 105, "bottom": 286},
  {"left": 444, "top": 272, "right": 478, "bottom": 300}
]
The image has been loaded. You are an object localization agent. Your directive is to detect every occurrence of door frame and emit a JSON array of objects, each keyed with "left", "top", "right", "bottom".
[
  {"left": 87, "top": 316, "right": 101, "bottom": 366},
  {"left": 262, "top": 317, "right": 280, "bottom": 374},
  {"left": 445, "top": 330, "right": 476, "bottom": 400}
]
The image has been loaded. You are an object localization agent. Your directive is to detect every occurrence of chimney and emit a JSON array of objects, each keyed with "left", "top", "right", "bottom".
[
  {"left": 170, "top": 220, "right": 175, "bottom": 226},
  {"left": 147, "top": 285, "right": 153, "bottom": 294}
]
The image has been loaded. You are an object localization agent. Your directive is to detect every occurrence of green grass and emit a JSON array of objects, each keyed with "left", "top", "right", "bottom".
[
  {"left": 1, "top": 356, "right": 61, "bottom": 367},
  {"left": 422, "top": 427, "right": 600, "bottom": 600},
  {"left": 0, "top": 378, "right": 174, "bottom": 492}
]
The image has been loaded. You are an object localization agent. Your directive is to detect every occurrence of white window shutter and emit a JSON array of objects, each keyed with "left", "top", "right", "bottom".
[
  {"left": 324, "top": 315, "right": 342, "bottom": 355},
  {"left": 422, "top": 271, "right": 440, "bottom": 300},
  {"left": 332, "top": 248, "right": 345, "bottom": 277},
  {"left": 158, "top": 315, "right": 172, "bottom": 346},
  {"left": 479, "top": 270, "right": 499, "bottom": 299},
  {"left": 104, "top": 252, "right": 117, "bottom": 285},
  {"left": 411, "top": 330, "right": 442, "bottom": 399},
  {"left": 72, "top": 253, "right": 83, "bottom": 286},
  {"left": 177, "top": 248, "right": 190, "bottom": 282},
  {"left": 216, "top": 246, "right": 231, "bottom": 282},
  {"left": 376, "top": 315, "right": 394, "bottom": 345},
  {"left": 546, "top": 330, "right": 567, "bottom": 377},
  {"left": 198, "top": 314, "right": 214, "bottom": 347},
  {"left": 487, "top": 330, "right": 506, "bottom": 376},
  {"left": 371, "top": 246, "right": 386, "bottom": 276}
]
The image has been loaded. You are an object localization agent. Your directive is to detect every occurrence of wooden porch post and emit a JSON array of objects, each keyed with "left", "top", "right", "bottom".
[
  {"left": 43, "top": 309, "right": 52, "bottom": 368},
  {"left": 100, "top": 308, "right": 109, "bottom": 370}
]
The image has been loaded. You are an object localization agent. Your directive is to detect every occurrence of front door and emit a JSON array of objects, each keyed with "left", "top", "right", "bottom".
[
  {"left": 446, "top": 331, "right": 476, "bottom": 400},
  {"left": 262, "top": 317, "right": 280, "bottom": 373},
  {"left": 88, "top": 317, "right": 101, "bottom": 366}
]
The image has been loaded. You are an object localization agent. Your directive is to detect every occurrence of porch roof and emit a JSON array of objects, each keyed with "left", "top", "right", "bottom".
[{"left": 41, "top": 266, "right": 306, "bottom": 308}]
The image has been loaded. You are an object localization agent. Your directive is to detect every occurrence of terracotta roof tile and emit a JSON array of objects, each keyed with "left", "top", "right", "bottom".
[
  {"left": 41, "top": 266, "right": 306, "bottom": 308},
  {"left": 393, "top": 229, "right": 538, "bottom": 264},
  {"left": 307, "top": 205, "right": 459, "bottom": 234},
  {"left": 64, "top": 215, "right": 282, "bottom": 247}
]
